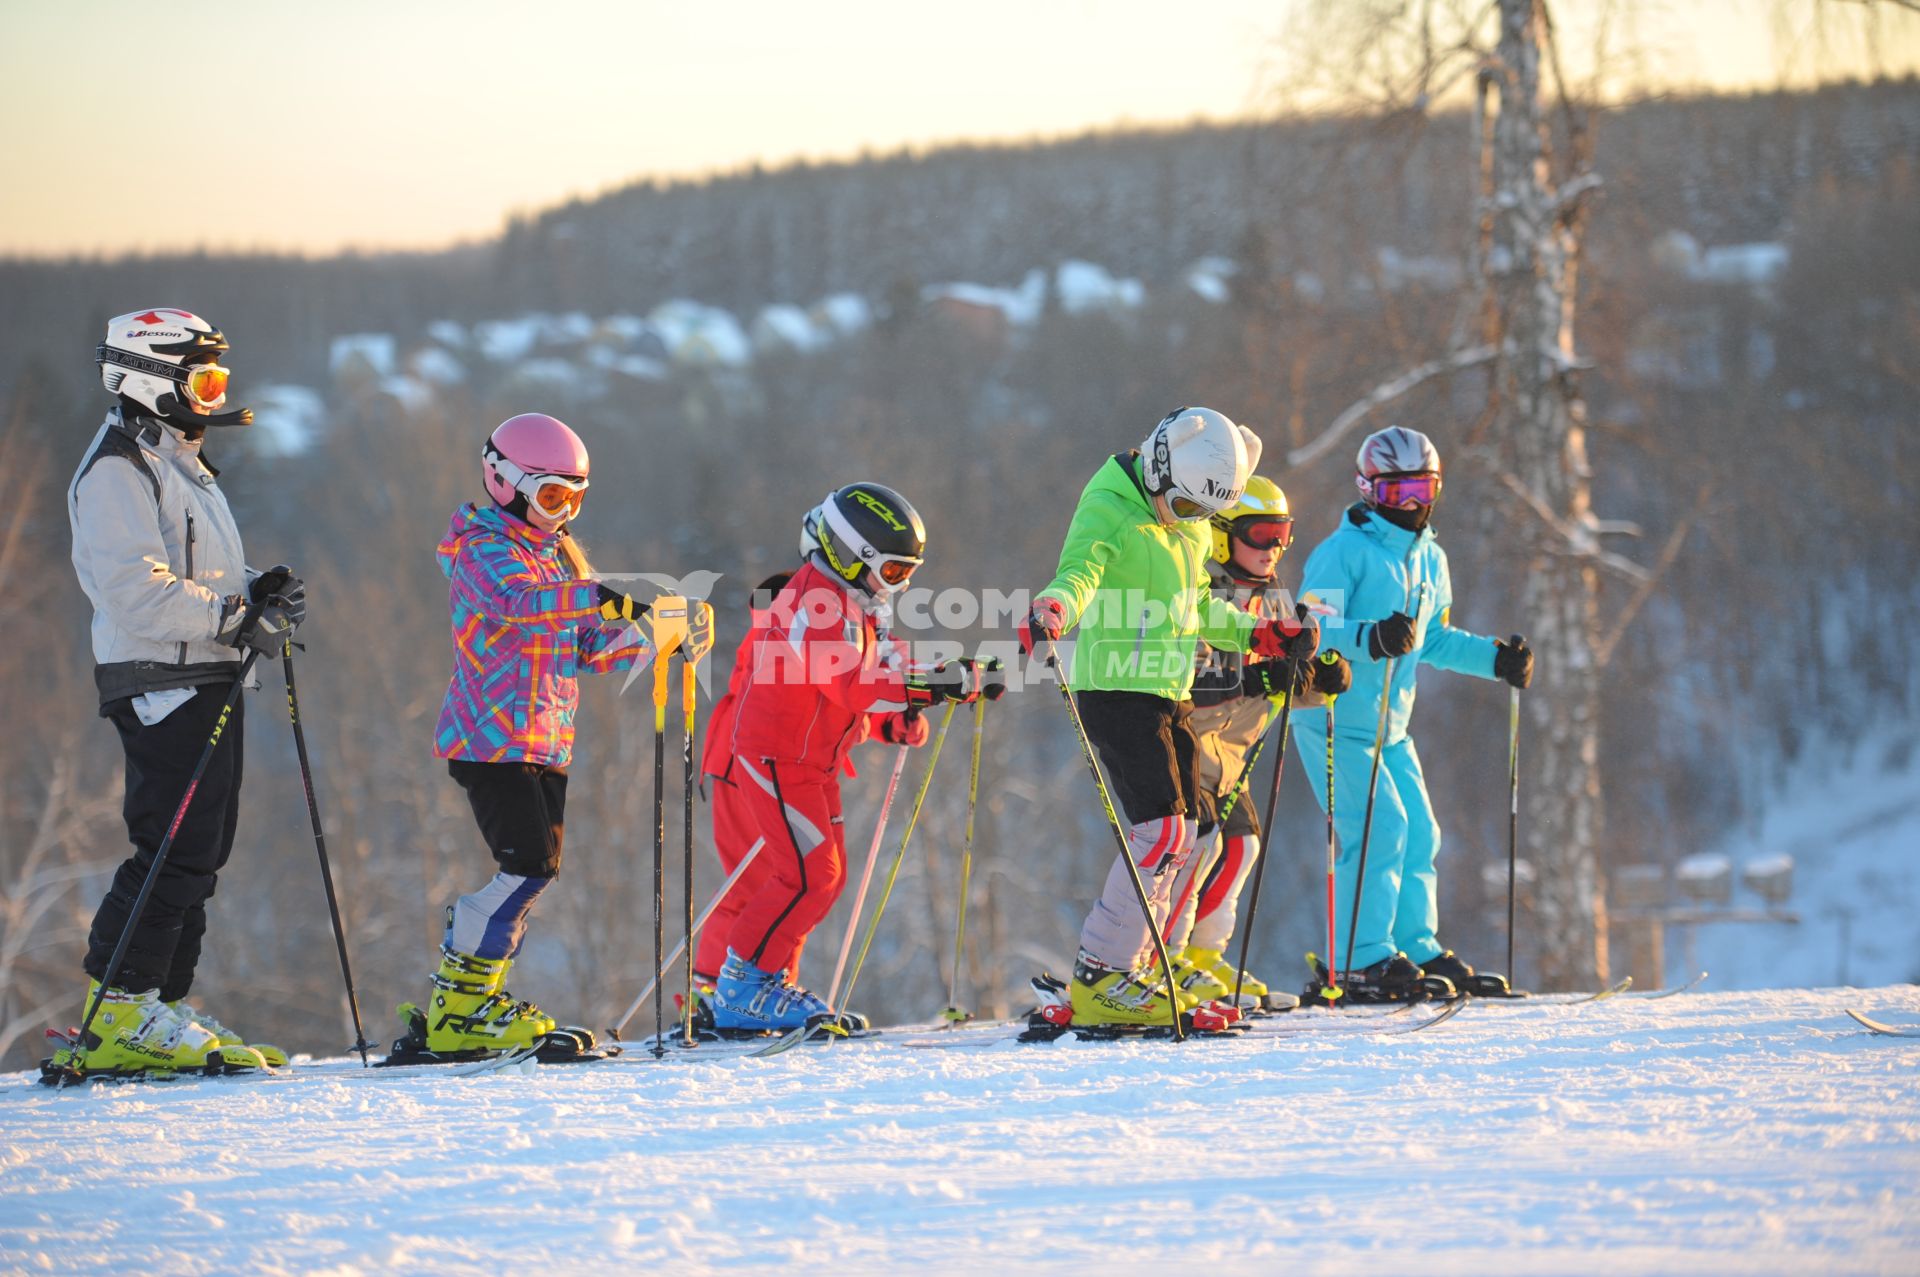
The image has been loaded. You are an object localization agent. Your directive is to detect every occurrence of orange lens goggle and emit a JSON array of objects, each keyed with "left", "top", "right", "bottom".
[
  {"left": 1168, "top": 494, "right": 1211, "bottom": 521},
  {"left": 183, "top": 363, "right": 229, "bottom": 407},
  {"left": 876, "top": 558, "right": 919, "bottom": 586},
  {"left": 531, "top": 478, "right": 588, "bottom": 516}
]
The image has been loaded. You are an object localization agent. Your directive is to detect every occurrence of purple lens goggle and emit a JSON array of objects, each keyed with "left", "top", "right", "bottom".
[{"left": 1367, "top": 472, "right": 1441, "bottom": 508}]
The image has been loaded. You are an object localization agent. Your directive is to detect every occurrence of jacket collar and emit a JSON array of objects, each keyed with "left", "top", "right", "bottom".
[
  {"left": 110, "top": 405, "right": 218, "bottom": 478},
  {"left": 1346, "top": 502, "right": 1432, "bottom": 553}
]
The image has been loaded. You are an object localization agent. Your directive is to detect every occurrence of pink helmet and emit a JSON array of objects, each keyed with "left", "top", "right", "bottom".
[{"left": 482, "top": 413, "right": 591, "bottom": 529}]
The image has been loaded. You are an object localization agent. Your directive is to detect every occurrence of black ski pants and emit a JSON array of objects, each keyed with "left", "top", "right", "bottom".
[{"left": 84, "top": 683, "right": 245, "bottom": 1000}]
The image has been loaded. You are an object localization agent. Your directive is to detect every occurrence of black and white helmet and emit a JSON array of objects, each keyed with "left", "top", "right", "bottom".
[
  {"left": 1139, "top": 406, "right": 1262, "bottom": 521},
  {"left": 96, "top": 309, "right": 251, "bottom": 427},
  {"left": 798, "top": 482, "right": 927, "bottom": 598}
]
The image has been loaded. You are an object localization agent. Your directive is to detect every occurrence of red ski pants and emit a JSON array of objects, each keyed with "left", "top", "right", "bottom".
[{"left": 718, "top": 757, "right": 846, "bottom": 980}]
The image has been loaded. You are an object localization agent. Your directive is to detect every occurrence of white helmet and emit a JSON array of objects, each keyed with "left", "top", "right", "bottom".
[
  {"left": 1140, "top": 406, "right": 1261, "bottom": 520},
  {"left": 1354, "top": 425, "right": 1442, "bottom": 500},
  {"left": 96, "top": 309, "right": 251, "bottom": 427}
]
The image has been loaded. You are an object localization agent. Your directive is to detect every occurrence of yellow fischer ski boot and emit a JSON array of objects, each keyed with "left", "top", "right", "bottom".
[
  {"left": 1069, "top": 953, "right": 1181, "bottom": 1027},
  {"left": 51, "top": 982, "right": 267, "bottom": 1078},
  {"left": 1170, "top": 951, "right": 1233, "bottom": 1004}
]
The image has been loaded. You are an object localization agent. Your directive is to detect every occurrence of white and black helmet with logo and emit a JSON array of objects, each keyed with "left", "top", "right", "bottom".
[
  {"left": 96, "top": 308, "right": 251, "bottom": 427},
  {"left": 798, "top": 482, "right": 927, "bottom": 597},
  {"left": 1139, "top": 406, "right": 1262, "bottom": 521},
  {"left": 1354, "top": 425, "right": 1442, "bottom": 497}
]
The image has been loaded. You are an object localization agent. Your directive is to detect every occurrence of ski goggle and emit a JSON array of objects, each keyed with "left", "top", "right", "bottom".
[
  {"left": 1168, "top": 494, "right": 1214, "bottom": 521},
  {"left": 181, "top": 362, "right": 230, "bottom": 410},
  {"left": 487, "top": 447, "right": 590, "bottom": 518},
  {"left": 1369, "top": 472, "right": 1441, "bottom": 509},
  {"left": 874, "top": 557, "right": 920, "bottom": 587},
  {"left": 1230, "top": 515, "right": 1294, "bottom": 551}
]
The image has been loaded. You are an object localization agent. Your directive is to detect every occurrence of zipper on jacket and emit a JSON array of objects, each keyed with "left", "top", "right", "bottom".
[{"left": 179, "top": 508, "right": 196, "bottom": 665}]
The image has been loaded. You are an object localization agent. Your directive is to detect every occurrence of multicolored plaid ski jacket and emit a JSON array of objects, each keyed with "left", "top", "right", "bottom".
[{"left": 433, "top": 503, "right": 649, "bottom": 766}]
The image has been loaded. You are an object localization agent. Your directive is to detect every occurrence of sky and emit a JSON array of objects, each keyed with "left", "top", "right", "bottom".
[{"left": 1, "top": 0, "right": 1914, "bottom": 259}]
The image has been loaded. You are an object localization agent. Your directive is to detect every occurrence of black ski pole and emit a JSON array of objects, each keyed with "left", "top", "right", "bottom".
[
  {"left": 283, "top": 640, "right": 373, "bottom": 1065},
  {"left": 1341, "top": 569, "right": 1421, "bottom": 984},
  {"left": 1505, "top": 633, "right": 1525, "bottom": 986},
  {"left": 1231, "top": 608, "right": 1309, "bottom": 1010},
  {"left": 62, "top": 646, "right": 263, "bottom": 1082},
  {"left": 1045, "top": 641, "right": 1184, "bottom": 1041}
]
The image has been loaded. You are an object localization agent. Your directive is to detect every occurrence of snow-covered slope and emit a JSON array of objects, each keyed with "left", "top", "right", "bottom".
[{"left": 3, "top": 986, "right": 1916, "bottom": 1275}]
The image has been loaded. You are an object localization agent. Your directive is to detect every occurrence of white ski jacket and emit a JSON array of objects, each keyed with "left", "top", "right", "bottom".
[{"left": 67, "top": 407, "right": 252, "bottom": 704}]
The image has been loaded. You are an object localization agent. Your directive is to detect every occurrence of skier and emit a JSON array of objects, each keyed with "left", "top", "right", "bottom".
[
  {"left": 406, "top": 412, "right": 714, "bottom": 1057},
  {"left": 1017, "top": 408, "right": 1320, "bottom": 1029},
  {"left": 1163, "top": 476, "right": 1351, "bottom": 1007},
  {"left": 1292, "top": 426, "right": 1533, "bottom": 1001},
  {"left": 62, "top": 309, "right": 300, "bottom": 1076},
  {"left": 704, "top": 483, "right": 989, "bottom": 1032},
  {"left": 690, "top": 569, "right": 795, "bottom": 999}
]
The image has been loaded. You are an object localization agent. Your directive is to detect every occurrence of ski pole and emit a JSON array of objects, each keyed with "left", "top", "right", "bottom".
[
  {"left": 283, "top": 640, "right": 374, "bottom": 1065},
  {"left": 611, "top": 836, "right": 765, "bottom": 1035},
  {"left": 754, "top": 702, "right": 958, "bottom": 1058},
  {"left": 1505, "top": 633, "right": 1525, "bottom": 986},
  {"left": 943, "top": 693, "right": 987, "bottom": 1023},
  {"left": 1341, "top": 652, "right": 1395, "bottom": 982},
  {"left": 681, "top": 642, "right": 700, "bottom": 1048},
  {"left": 834, "top": 701, "right": 958, "bottom": 1018},
  {"left": 1342, "top": 572, "right": 1421, "bottom": 983},
  {"left": 826, "top": 743, "right": 911, "bottom": 1011},
  {"left": 1321, "top": 683, "right": 1342, "bottom": 1006},
  {"left": 1045, "top": 641, "right": 1184, "bottom": 1041},
  {"left": 1231, "top": 611, "right": 1310, "bottom": 1010},
  {"left": 642, "top": 598, "right": 689, "bottom": 1061},
  {"left": 63, "top": 647, "right": 263, "bottom": 1081},
  {"left": 651, "top": 649, "right": 670, "bottom": 1059}
]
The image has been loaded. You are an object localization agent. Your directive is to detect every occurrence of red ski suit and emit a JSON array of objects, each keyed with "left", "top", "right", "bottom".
[{"left": 697, "top": 561, "right": 915, "bottom": 979}]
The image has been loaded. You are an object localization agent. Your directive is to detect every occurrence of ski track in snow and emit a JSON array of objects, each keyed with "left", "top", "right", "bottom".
[{"left": 2, "top": 987, "right": 1915, "bottom": 1275}]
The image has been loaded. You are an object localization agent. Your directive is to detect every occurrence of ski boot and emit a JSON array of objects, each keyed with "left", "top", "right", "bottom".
[
  {"left": 1170, "top": 951, "right": 1232, "bottom": 1005},
  {"left": 1069, "top": 952, "right": 1186, "bottom": 1028},
  {"left": 710, "top": 951, "right": 838, "bottom": 1034},
  {"left": 43, "top": 982, "right": 267, "bottom": 1082},
  {"left": 1180, "top": 946, "right": 1291, "bottom": 1011},
  {"left": 1419, "top": 950, "right": 1521, "bottom": 998},
  {"left": 1329, "top": 952, "right": 1456, "bottom": 1004},
  {"left": 169, "top": 1000, "right": 289, "bottom": 1068},
  {"left": 418, "top": 947, "right": 557, "bottom": 1052}
]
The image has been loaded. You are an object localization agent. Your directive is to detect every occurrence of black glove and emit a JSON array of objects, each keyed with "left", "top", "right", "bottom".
[
  {"left": 1367, "top": 611, "right": 1416, "bottom": 660},
  {"left": 596, "top": 584, "right": 649, "bottom": 624},
  {"left": 1293, "top": 650, "right": 1353, "bottom": 697},
  {"left": 1494, "top": 636, "right": 1533, "bottom": 689},
  {"left": 248, "top": 565, "right": 307, "bottom": 629},
  {"left": 1241, "top": 661, "right": 1288, "bottom": 699},
  {"left": 217, "top": 570, "right": 301, "bottom": 656},
  {"left": 973, "top": 656, "right": 1009, "bottom": 702},
  {"left": 909, "top": 659, "right": 985, "bottom": 707}
]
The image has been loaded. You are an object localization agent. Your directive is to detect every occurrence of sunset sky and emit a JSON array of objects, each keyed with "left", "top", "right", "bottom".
[{"left": 2, "top": 0, "right": 1914, "bottom": 259}]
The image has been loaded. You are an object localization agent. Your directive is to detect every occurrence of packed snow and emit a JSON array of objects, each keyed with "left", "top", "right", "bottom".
[{"left": 3, "top": 985, "right": 1915, "bottom": 1274}]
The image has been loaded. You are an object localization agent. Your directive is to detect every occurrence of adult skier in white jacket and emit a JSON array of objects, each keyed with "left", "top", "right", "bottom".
[{"left": 60, "top": 309, "right": 303, "bottom": 1076}]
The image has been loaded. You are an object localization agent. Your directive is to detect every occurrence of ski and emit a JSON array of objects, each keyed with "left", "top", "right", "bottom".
[
  {"left": 1845, "top": 1009, "right": 1920, "bottom": 1038},
  {"left": 1630, "top": 971, "right": 1708, "bottom": 1000}
]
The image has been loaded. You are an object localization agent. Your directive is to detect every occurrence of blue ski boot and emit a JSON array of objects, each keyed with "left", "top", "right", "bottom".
[{"left": 710, "top": 950, "right": 833, "bottom": 1032}]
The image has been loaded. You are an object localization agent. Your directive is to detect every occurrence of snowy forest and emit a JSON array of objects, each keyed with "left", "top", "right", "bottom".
[{"left": 2, "top": 76, "right": 1917, "bottom": 1070}]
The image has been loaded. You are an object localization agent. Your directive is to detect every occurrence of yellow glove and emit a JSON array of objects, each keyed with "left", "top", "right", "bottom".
[{"left": 685, "top": 600, "right": 715, "bottom": 662}]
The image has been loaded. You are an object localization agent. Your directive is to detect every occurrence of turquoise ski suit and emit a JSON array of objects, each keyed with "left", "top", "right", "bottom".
[{"left": 1291, "top": 504, "right": 1501, "bottom": 972}]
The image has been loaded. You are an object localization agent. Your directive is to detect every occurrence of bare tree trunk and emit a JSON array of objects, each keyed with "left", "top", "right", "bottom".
[{"left": 1486, "top": 0, "right": 1607, "bottom": 987}]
